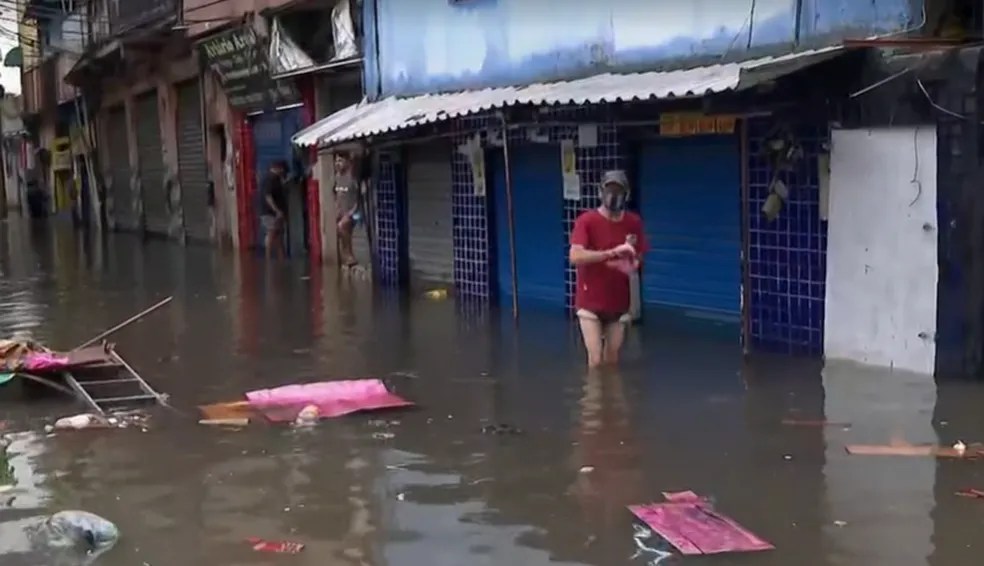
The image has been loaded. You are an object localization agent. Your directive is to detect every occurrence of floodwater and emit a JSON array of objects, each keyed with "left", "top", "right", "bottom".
[{"left": 0, "top": 217, "right": 982, "bottom": 566}]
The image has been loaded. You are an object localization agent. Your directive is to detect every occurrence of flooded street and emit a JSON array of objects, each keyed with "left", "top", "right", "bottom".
[{"left": 0, "top": 218, "right": 983, "bottom": 566}]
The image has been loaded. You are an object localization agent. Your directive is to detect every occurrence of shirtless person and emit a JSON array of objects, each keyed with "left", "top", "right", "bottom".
[
  {"left": 569, "top": 170, "right": 648, "bottom": 368},
  {"left": 333, "top": 152, "right": 365, "bottom": 267}
]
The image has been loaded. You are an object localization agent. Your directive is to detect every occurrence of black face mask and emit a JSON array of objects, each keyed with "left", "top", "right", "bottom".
[{"left": 602, "top": 191, "right": 627, "bottom": 213}]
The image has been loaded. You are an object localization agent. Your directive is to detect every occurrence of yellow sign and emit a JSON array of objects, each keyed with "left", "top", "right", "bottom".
[
  {"left": 52, "top": 137, "right": 72, "bottom": 171},
  {"left": 659, "top": 112, "right": 737, "bottom": 137}
]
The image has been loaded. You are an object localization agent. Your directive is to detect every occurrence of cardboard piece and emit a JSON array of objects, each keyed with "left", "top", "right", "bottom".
[{"left": 198, "top": 401, "right": 254, "bottom": 421}]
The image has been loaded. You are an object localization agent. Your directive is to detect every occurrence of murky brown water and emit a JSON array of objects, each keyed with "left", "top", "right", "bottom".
[{"left": 0, "top": 217, "right": 983, "bottom": 565}]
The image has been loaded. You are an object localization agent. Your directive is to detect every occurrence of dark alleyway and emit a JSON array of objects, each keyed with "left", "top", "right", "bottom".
[{"left": 0, "top": 217, "right": 981, "bottom": 566}]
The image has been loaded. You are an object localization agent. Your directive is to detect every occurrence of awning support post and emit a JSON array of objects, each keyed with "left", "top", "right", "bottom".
[{"left": 499, "top": 113, "right": 519, "bottom": 320}]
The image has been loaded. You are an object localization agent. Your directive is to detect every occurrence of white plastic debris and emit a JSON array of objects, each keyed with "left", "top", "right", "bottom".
[
  {"left": 53, "top": 414, "right": 101, "bottom": 431},
  {"left": 293, "top": 405, "right": 320, "bottom": 427},
  {"left": 45, "top": 510, "right": 119, "bottom": 551},
  {"left": 954, "top": 441, "right": 967, "bottom": 454}
]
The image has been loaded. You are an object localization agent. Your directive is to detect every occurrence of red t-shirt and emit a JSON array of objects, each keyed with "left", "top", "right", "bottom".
[{"left": 570, "top": 209, "right": 648, "bottom": 314}]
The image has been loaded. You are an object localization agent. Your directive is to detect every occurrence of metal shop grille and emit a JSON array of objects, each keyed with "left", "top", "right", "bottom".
[
  {"left": 746, "top": 118, "right": 828, "bottom": 355},
  {"left": 374, "top": 151, "right": 401, "bottom": 285}
]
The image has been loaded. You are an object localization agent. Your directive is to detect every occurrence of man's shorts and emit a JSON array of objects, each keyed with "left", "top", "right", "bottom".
[
  {"left": 261, "top": 215, "right": 283, "bottom": 233},
  {"left": 576, "top": 309, "right": 631, "bottom": 325},
  {"left": 338, "top": 210, "right": 363, "bottom": 225}
]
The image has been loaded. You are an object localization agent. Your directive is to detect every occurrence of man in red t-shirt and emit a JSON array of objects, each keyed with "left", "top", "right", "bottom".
[{"left": 569, "top": 170, "right": 648, "bottom": 368}]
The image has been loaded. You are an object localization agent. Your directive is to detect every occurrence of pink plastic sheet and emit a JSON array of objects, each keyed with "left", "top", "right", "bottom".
[
  {"left": 629, "top": 491, "right": 774, "bottom": 556},
  {"left": 245, "top": 379, "right": 414, "bottom": 422},
  {"left": 21, "top": 352, "right": 70, "bottom": 372}
]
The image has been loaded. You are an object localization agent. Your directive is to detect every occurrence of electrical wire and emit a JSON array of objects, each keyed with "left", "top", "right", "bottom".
[
  {"left": 721, "top": 0, "right": 757, "bottom": 59},
  {"left": 915, "top": 77, "right": 975, "bottom": 121},
  {"left": 745, "top": 0, "right": 757, "bottom": 50},
  {"left": 909, "top": 125, "right": 921, "bottom": 207}
]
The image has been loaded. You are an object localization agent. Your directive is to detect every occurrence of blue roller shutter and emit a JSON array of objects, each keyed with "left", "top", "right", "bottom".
[
  {"left": 491, "top": 145, "right": 566, "bottom": 307},
  {"left": 638, "top": 136, "right": 741, "bottom": 316}
]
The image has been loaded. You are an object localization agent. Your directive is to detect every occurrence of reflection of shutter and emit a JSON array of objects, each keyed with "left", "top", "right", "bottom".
[
  {"left": 406, "top": 142, "right": 454, "bottom": 284},
  {"left": 176, "top": 80, "right": 210, "bottom": 241},
  {"left": 104, "top": 105, "right": 135, "bottom": 230},
  {"left": 134, "top": 90, "right": 168, "bottom": 235}
]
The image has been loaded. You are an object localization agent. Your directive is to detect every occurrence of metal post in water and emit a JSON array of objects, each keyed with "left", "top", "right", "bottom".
[
  {"left": 739, "top": 119, "right": 752, "bottom": 356},
  {"left": 499, "top": 114, "right": 519, "bottom": 320}
]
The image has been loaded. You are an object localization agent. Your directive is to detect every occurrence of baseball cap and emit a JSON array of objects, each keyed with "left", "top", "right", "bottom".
[{"left": 601, "top": 170, "right": 629, "bottom": 191}]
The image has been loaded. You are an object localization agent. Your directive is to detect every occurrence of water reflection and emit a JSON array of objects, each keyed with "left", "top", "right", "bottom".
[
  {"left": 0, "top": 219, "right": 983, "bottom": 565},
  {"left": 571, "top": 369, "right": 645, "bottom": 562}
]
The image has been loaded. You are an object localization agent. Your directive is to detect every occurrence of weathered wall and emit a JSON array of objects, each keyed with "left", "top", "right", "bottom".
[
  {"left": 203, "top": 72, "right": 239, "bottom": 247},
  {"left": 824, "top": 127, "right": 939, "bottom": 375},
  {"left": 365, "top": 0, "right": 916, "bottom": 98}
]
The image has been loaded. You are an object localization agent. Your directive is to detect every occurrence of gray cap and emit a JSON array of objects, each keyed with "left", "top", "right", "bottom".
[{"left": 601, "top": 170, "right": 629, "bottom": 191}]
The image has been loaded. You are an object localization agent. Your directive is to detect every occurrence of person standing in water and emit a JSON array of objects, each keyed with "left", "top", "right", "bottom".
[
  {"left": 260, "top": 160, "right": 288, "bottom": 260},
  {"left": 333, "top": 152, "right": 366, "bottom": 267},
  {"left": 569, "top": 170, "right": 647, "bottom": 368}
]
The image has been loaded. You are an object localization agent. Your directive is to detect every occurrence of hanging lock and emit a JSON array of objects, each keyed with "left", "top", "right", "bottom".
[{"left": 923, "top": 223, "right": 934, "bottom": 232}]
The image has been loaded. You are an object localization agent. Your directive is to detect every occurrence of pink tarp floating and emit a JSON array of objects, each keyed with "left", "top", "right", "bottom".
[
  {"left": 245, "top": 379, "right": 414, "bottom": 422},
  {"left": 629, "top": 491, "right": 774, "bottom": 556},
  {"left": 21, "top": 352, "right": 70, "bottom": 372}
]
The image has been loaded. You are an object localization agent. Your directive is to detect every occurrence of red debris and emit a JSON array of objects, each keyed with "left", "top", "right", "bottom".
[
  {"left": 629, "top": 492, "right": 773, "bottom": 555},
  {"left": 246, "top": 537, "right": 305, "bottom": 554},
  {"left": 956, "top": 488, "right": 984, "bottom": 499}
]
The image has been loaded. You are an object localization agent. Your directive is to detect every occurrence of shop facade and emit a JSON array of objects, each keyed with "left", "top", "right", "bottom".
[{"left": 295, "top": 44, "right": 856, "bottom": 357}]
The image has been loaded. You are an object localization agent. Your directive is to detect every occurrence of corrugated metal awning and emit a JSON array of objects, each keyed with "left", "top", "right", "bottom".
[{"left": 294, "top": 46, "right": 846, "bottom": 148}]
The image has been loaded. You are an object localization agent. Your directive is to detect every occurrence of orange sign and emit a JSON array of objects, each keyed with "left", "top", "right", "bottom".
[{"left": 659, "top": 112, "right": 737, "bottom": 137}]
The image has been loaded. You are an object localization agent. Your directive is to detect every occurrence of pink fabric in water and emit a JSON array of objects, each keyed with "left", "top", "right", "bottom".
[
  {"left": 629, "top": 493, "right": 774, "bottom": 556},
  {"left": 21, "top": 352, "right": 70, "bottom": 372},
  {"left": 245, "top": 379, "right": 413, "bottom": 422}
]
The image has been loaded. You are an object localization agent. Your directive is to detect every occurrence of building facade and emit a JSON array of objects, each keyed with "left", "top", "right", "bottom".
[
  {"left": 15, "top": 0, "right": 362, "bottom": 257},
  {"left": 17, "top": 0, "right": 95, "bottom": 223},
  {"left": 298, "top": 0, "right": 984, "bottom": 377}
]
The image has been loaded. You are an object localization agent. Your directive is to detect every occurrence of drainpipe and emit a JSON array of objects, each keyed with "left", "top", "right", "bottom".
[
  {"left": 793, "top": 0, "right": 803, "bottom": 46},
  {"left": 370, "top": 0, "right": 383, "bottom": 99}
]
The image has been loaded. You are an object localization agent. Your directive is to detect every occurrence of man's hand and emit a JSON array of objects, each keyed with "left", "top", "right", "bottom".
[{"left": 609, "top": 242, "right": 637, "bottom": 259}]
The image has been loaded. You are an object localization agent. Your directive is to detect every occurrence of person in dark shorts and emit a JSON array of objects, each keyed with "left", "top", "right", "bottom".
[
  {"left": 261, "top": 160, "right": 288, "bottom": 259},
  {"left": 569, "top": 170, "right": 648, "bottom": 368},
  {"left": 333, "top": 152, "right": 365, "bottom": 266}
]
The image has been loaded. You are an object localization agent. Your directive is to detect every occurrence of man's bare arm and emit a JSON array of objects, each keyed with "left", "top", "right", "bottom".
[{"left": 569, "top": 245, "right": 615, "bottom": 266}]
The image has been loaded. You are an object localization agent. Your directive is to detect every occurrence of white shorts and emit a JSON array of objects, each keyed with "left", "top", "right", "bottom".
[{"left": 576, "top": 309, "right": 632, "bottom": 325}]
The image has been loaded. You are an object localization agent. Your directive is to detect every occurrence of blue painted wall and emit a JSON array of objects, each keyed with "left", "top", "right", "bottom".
[{"left": 365, "top": 0, "right": 917, "bottom": 98}]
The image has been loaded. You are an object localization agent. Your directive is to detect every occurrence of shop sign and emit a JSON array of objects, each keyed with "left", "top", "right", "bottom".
[
  {"left": 659, "top": 112, "right": 737, "bottom": 137},
  {"left": 198, "top": 25, "right": 300, "bottom": 113}
]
